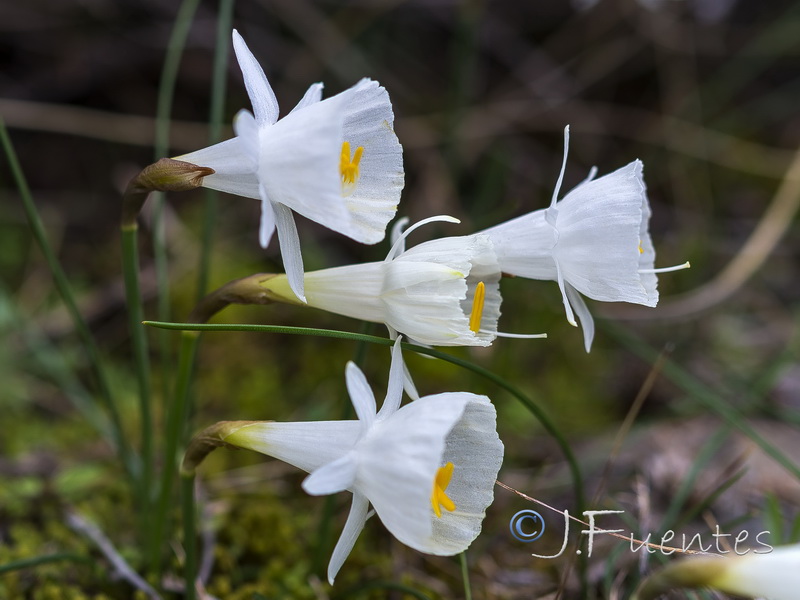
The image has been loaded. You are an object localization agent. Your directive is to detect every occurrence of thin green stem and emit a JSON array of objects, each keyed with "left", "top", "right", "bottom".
[
  {"left": 0, "top": 553, "right": 91, "bottom": 575},
  {"left": 143, "top": 321, "right": 586, "bottom": 513},
  {"left": 152, "top": 0, "right": 202, "bottom": 404},
  {"left": 209, "top": 0, "right": 234, "bottom": 146},
  {"left": 459, "top": 552, "right": 472, "bottom": 600},
  {"left": 121, "top": 225, "right": 153, "bottom": 514},
  {"left": 150, "top": 330, "right": 199, "bottom": 574},
  {"left": 195, "top": 0, "right": 235, "bottom": 302},
  {"left": 182, "top": 474, "right": 197, "bottom": 600},
  {"left": 154, "top": 0, "right": 202, "bottom": 159},
  {"left": 0, "top": 118, "right": 133, "bottom": 477}
]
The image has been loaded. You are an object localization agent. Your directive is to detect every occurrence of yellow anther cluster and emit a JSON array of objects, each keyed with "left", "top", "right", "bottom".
[
  {"left": 431, "top": 462, "right": 457, "bottom": 518},
  {"left": 340, "top": 141, "right": 364, "bottom": 194}
]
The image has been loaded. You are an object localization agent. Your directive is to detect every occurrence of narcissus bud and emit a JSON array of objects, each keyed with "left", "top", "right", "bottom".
[{"left": 122, "top": 158, "right": 214, "bottom": 227}]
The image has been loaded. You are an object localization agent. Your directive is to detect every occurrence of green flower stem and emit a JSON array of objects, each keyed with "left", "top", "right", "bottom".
[
  {"left": 459, "top": 552, "right": 472, "bottom": 600},
  {"left": 186, "top": 274, "right": 279, "bottom": 324},
  {"left": 143, "top": 321, "right": 586, "bottom": 514},
  {"left": 121, "top": 224, "right": 154, "bottom": 515},
  {"left": 181, "top": 473, "right": 197, "bottom": 600},
  {"left": 122, "top": 157, "right": 218, "bottom": 514},
  {"left": 0, "top": 118, "right": 133, "bottom": 477},
  {"left": 150, "top": 330, "right": 199, "bottom": 574},
  {"left": 121, "top": 157, "right": 216, "bottom": 550}
]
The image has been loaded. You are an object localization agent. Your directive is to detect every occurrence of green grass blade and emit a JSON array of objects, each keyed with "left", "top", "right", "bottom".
[
  {"left": 0, "top": 117, "right": 133, "bottom": 478},
  {"left": 0, "top": 553, "right": 90, "bottom": 575}
]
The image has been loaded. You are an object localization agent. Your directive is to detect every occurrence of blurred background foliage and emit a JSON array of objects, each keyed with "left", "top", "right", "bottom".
[{"left": 1, "top": 0, "right": 799, "bottom": 598}]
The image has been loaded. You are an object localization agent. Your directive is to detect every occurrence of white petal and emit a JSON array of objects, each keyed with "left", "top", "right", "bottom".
[
  {"left": 384, "top": 215, "right": 460, "bottom": 263},
  {"left": 555, "top": 260, "right": 578, "bottom": 327},
  {"left": 302, "top": 453, "right": 357, "bottom": 496},
  {"left": 550, "top": 125, "right": 570, "bottom": 209},
  {"left": 354, "top": 394, "right": 471, "bottom": 553},
  {"left": 428, "top": 394, "right": 503, "bottom": 555},
  {"left": 389, "top": 217, "right": 410, "bottom": 256},
  {"left": 273, "top": 202, "right": 306, "bottom": 303},
  {"left": 233, "top": 109, "right": 260, "bottom": 166},
  {"left": 232, "top": 30, "right": 279, "bottom": 126},
  {"left": 376, "top": 337, "right": 404, "bottom": 420},
  {"left": 259, "top": 189, "right": 276, "bottom": 248},
  {"left": 573, "top": 166, "right": 598, "bottom": 188},
  {"left": 402, "top": 361, "right": 421, "bottom": 402},
  {"left": 387, "top": 325, "right": 421, "bottom": 401},
  {"left": 290, "top": 82, "right": 324, "bottom": 113},
  {"left": 259, "top": 94, "right": 351, "bottom": 233},
  {"left": 345, "top": 362, "right": 376, "bottom": 431},
  {"left": 223, "top": 421, "right": 361, "bottom": 475},
  {"left": 565, "top": 283, "right": 595, "bottom": 352},
  {"left": 327, "top": 492, "right": 369, "bottom": 584},
  {"left": 335, "top": 79, "right": 404, "bottom": 244},
  {"left": 174, "top": 137, "right": 260, "bottom": 199}
]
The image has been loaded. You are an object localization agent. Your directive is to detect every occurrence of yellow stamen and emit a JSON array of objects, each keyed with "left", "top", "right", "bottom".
[
  {"left": 638, "top": 240, "right": 644, "bottom": 254},
  {"left": 340, "top": 141, "right": 364, "bottom": 193},
  {"left": 469, "top": 281, "right": 486, "bottom": 333},
  {"left": 431, "top": 462, "right": 456, "bottom": 518}
]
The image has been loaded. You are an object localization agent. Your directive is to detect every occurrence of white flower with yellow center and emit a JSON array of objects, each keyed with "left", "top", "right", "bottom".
[
  {"left": 483, "top": 126, "right": 688, "bottom": 351},
  {"left": 222, "top": 339, "right": 504, "bottom": 584},
  {"left": 176, "top": 29, "right": 404, "bottom": 302},
  {"left": 633, "top": 543, "right": 799, "bottom": 600},
  {"left": 260, "top": 216, "right": 503, "bottom": 347}
]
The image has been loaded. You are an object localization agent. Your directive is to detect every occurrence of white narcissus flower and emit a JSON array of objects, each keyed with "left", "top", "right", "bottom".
[
  {"left": 221, "top": 338, "right": 504, "bottom": 584},
  {"left": 259, "top": 216, "right": 503, "bottom": 347},
  {"left": 634, "top": 543, "right": 798, "bottom": 600},
  {"left": 176, "top": 29, "right": 403, "bottom": 302},
  {"left": 483, "top": 126, "right": 687, "bottom": 352}
]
